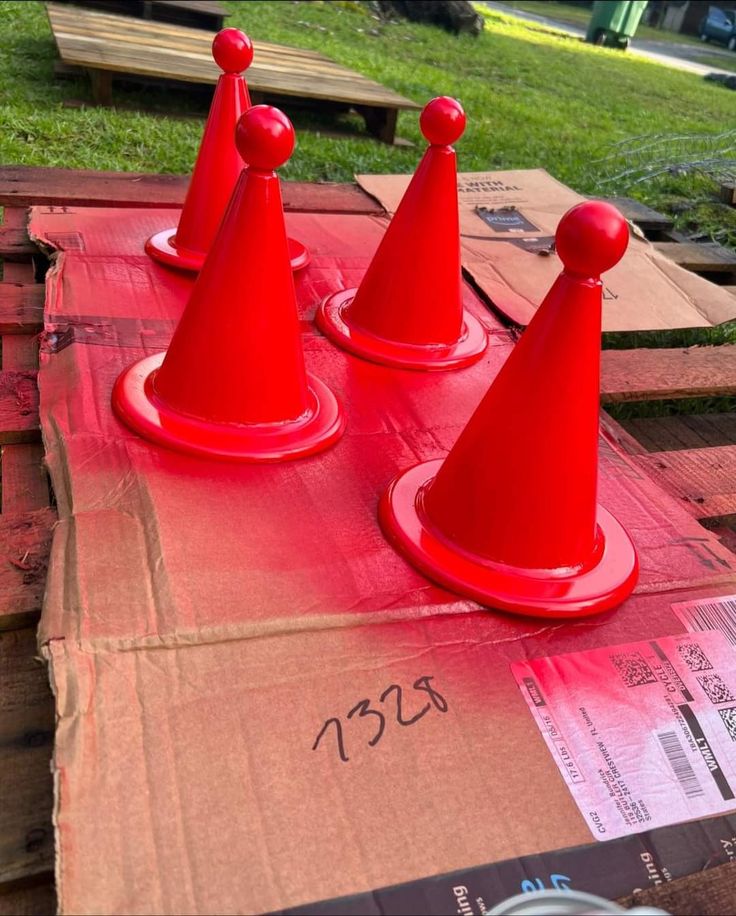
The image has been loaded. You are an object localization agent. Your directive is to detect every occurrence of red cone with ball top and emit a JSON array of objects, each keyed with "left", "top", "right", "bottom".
[
  {"left": 316, "top": 96, "right": 487, "bottom": 370},
  {"left": 114, "top": 106, "right": 344, "bottom": 462},
  {"left": 145, "top": 28, "right": 309, "bottom": 273},
  {"left": 379, "top": 200, "right": 639, "bottom": 618}
]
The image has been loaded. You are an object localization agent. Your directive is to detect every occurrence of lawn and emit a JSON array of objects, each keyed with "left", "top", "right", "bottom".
[
  {"left": 488, "top": 1, "right": 736, "bottom": 72},
  {"left": 1, "top": 0, "right": 735, "bottom": 243},
  {"left": 494, "top": 0, "right": 708, "bottom": 44}
]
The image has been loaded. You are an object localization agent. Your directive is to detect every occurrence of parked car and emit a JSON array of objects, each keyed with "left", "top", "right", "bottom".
[{"left": 699, "top": 5, "right": 736, "bottom": 50}]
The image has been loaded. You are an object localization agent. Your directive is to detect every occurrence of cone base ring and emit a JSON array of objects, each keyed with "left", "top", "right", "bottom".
[
  {"left": 145, "top": 229, "right": 311, "bottom": 273},
  {"left": 112, "top": 353, "right": 345, "bottom": 462},
  {"left": 379, "top": 459, "right": 639, "bottom": 619},
  {"left": 316, "top": 289, "right": 488, "bottom": 371}
]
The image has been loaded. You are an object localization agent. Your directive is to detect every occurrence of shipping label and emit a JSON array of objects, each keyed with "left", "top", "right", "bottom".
[{"left": 513, "top": 631, "right": 736, "bottom": 840}]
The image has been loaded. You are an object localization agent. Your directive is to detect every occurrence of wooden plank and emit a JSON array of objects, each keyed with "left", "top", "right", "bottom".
[
  {"left": 0, "top": 166, "right": 382, "bottom": 213},
  {"left": 2, "top": 340, "right": 39, "bottom": 374},
  {"left": 0, "top": 371, "right": 40, "bottom": 444},
  {"left": 2, "top": 446, "right": 49, "bottom": 516},
  {"left": 0, "top": 264, "right": 35, "bottom": 286},
  {"left": 46, "top": 4, "right": 419, "bottom": 109},
  {"left": 54, "top": 26, "right": 379, "bottom": 85},
  {"left": 624, "top": 414, "right": 736, "bottom": 454},
  {"left": 0, "top": 509, "right": 55, "bottom": 632},
  {"left": 600, "top": 410, "right": 649, "bottom": 456},
  {"left": 653, "top": 241, "right": 736, "bottom": 273},
  {"left": 635, "top": 446, "right": 736, "bottom": 518},
  {"left": 695, "top": 411, "right": 736, "bottom": 444},
  {"left": 89, "top": 68, "right": 113, "bottom": 106},
  {"left": 0, "top": 286, "right": 44, "bottom": 336},
  {"left": 47, "top": 6, "right": 344, "bottom": 62},
  {"left": 53, "top": 0, "right": 227, "bottom": 21},
  {"left": 617, "top": 416, "right": 673, "bottom": 454},
  {"left": 601, "top": 196, "right": 673, "bottom": 233},
  {"left": 0, "top": 229, "right": 36, "bottom": 262},
  {"left": 357, "top": 104, "right": 398, "bottom": 144},
  {"left": 0, "top": 209, "right": 29, "bottom": 231},
  {"left": 58, "top": 42, "right": 415, "bottom": 107},
  {"left": 719, "top": 183, "right": 736, "bottom": 206},
  {"left": 626, "top": 416, "right": 717, "bottom": 452},
  {"left": 0, "top": 877, "right": 55, "bottom": 916},
  {"left": 600, "top": 344, "right": 736, "bottom": 402},
  {"left": 154, "top": 0, "right": 227, "bottom": 15},
  {"left": 0, "top": 628, "right": 54, "bottom": 883}
]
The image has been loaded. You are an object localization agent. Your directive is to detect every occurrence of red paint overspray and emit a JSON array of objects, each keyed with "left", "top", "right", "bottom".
[
  {"left": 379, "top": 200, "right": 639, "bottom": 618},
  {"left": 114, "top": 106, "right": 344, "bottom": 461},
  {"left": 316, "top": 97, "right": 487, "bottom": 370}
]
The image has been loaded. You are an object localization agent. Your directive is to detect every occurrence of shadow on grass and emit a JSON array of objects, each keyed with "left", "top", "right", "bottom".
[{"left": 53, "top": 74, "right": 378, "bottom": 141}]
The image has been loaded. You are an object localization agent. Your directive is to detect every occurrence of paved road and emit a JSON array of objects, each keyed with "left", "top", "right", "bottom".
[{"left": 484, "top": 2, "right": 736, "bottom": 79}]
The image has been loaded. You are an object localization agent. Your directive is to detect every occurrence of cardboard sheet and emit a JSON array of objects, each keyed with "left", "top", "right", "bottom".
[
  {"left": 48, "top": 593, "right": 736, "bottom": 915},
  {"left": 356, "top": 169, "right": 736, "bottom": 335},
  {"left": 30, "top": 205, "right": 736, "bottom": 914},
  {"left": 31, "top": 209, "right": 736, "bottom": 651}
]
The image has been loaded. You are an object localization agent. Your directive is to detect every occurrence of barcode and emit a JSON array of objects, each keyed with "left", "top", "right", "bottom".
[
  {"left": 674, "top": 597, "right": 736, "bottom": 647},
  {"left": 657, "top": 730, "right": 704, "bottom": 799}
]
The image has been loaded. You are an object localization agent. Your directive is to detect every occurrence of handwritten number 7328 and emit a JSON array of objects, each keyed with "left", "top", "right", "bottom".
[{"left": 312, "top": 675, "right": 448, "bottom": 763}]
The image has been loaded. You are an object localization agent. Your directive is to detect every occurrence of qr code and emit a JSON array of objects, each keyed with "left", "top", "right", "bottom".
[
  {"left": 677, "top": 642, "right": 713, "bottom": 672},
  {"left": 610, "top": 652, "right": 657, "bottom": 687},
  {"left": 698, "top": 675, "right": 736, "bottom": 705},
  {"left": 719, "top": 707, "right": 736, "bottom": 741}
]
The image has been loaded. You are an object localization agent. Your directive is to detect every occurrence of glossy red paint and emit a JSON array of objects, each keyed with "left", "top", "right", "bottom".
[
  {"left": 419, "top": 95, "right": 466, "bottom": 146},
  {"left": 316, "top": 97, "right": 487, "bottom": 370},
  {"left": 212, "top": 27, "right": 254, "bottom": 74},
  {"left": 379, "top": 200, "right": 640, "bottom": 618},
  {"left": 114, "top": 107, "right": 344, "bottom": 461},
  {"left": 145, "top": 29, "right": 309, "bottom": 274}
]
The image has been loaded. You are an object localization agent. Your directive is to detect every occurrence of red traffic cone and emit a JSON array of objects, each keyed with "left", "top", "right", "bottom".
[
  {"left": 316, "top": 96, "right": 487, "bottom": 371},
  {"left": 114, "top": 106, "right": 344, "bottom": 462},
  {"left": 145, "top": 28, "right": 309, "bottom": 274},
  {"left": 379, "top": 201, "right": 639, "bottom": 618}
]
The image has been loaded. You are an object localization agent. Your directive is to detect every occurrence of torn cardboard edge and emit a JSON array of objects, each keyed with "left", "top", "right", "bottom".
[
  {"left": 28, "top": 203, "right": 736, "bottom": 915},
  {"left": 356, "top": 169, "right": 736, "bottom": 340}
]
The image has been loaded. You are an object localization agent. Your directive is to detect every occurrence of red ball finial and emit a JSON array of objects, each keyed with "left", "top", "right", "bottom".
[
  {"left": 235, "top": 105, "right": 295, "bottom": 171},
  {"left": 419, "top": 96, "right": 466, "bottom": 146},
  {"left": 212, "top": 28, "right": 253, "bottom": 74},
  {"left": 555, "top": 201, "right": 629, "bottom": 278}
]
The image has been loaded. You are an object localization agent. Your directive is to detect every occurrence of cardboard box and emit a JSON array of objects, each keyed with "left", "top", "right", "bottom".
[
  {"left": 30, "top": 206, "right": 736, "bottom": 914},
  {"left": 357, "top": 169, "right": 736, "bottom": 336}
]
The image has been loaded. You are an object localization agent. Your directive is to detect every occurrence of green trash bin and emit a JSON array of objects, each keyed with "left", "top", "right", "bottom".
[{"left": 585, "top": 0, "right": 648, "bottom": 49}]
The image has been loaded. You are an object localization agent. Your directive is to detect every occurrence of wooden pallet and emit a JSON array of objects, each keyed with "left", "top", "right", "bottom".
[
  {"left": 610, "top": 196, "right": 736, "bottom": 282},
  {"left": 51, "top": 0, "right": 229, "bottom": 31},
  {"left": 2, "top": 168, "right": 736, "bottom": 913},
  {"left": 46, "top": 3, "right": 419, "bottom": 143},
  {"left": 0, "top": 206, "right": 56, "bottom": 914},
  {"left": 0, "top": 166, "right": 389, "bottom": 914},
  {"left": 598, "top": 200, "right": 736, "bottom": 539}
]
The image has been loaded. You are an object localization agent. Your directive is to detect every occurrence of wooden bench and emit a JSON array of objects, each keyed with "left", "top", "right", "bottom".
[
  {"left": 46, "top": 3, "right": 420, "bottom": 143},
  {"left": 47, "top": 0, "right": 228, "bottom": 31}
]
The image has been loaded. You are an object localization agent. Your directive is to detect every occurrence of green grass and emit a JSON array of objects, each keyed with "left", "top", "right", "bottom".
[
  {"left": 493, "top": 0, "right": 708, "bottom": 45},
  {"left": 485, "top": 0, "right": 736, "bottom": 72},
  {"left": 1, "top": 0, "right": 735, "bottom": 243},
  {"left": 605, "top": 395, "right": 736, "bottom": 420},
  {"left": 489, "top": 0, "right": 595, "bottom": 29}
]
